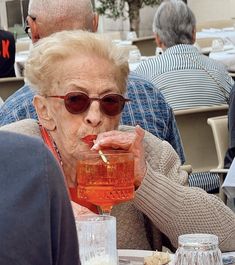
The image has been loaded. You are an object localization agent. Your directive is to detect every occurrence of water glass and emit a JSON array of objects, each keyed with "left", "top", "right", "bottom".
[
  {"left": 211, "top": 39, "right": 224, "bottom": 52},
  {"left": 76, "top": 215, "right": 117, "bottom": 265},
  {"left": 128, "top": 48, "right": 141, "bottom": 64},
  {"left": 126, "top": 31, "right": 137, "bottom": 41},
  {"left": 174, "top": 234, "right": 222, "bottom": 265}
]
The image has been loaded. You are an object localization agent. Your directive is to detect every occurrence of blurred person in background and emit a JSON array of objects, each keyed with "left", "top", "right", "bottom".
[
  {"left": 135, "top": 0, "right": 233, "bottom": 110},
  {"left": 0, "top": 0, "right": 185, "bottom": 164},
  {"left": 0, "top": 28, "right": 16, "bottom": 77}
]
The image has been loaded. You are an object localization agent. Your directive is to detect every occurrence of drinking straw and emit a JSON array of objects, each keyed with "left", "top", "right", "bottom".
[{"left": 98, "top": 150, "right": 109, "bottom": 164}]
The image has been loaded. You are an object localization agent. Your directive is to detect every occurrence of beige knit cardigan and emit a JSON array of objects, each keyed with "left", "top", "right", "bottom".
[{"left": 1, "top": 119, "right": 235, "bottom": 252}]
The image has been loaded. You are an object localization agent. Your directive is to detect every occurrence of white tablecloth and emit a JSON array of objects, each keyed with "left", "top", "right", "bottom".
[
  {"left": 197, "top": 28, "right": 235, "bottom": 45},
  {"left": 118, "top": 249, "right": 235, "bottom": 265},
  {"left": 209, "top": 48, "right": 235, "bottom": 72}
]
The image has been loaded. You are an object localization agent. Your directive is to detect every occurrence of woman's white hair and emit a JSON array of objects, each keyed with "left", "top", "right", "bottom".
[{"left": 24, "top": 30, "right": 129, "bottom": 96}]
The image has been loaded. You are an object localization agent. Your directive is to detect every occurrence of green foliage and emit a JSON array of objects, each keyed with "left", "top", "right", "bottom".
[{"left": 96, "top": 0, "right": 162, "bottom": 20}]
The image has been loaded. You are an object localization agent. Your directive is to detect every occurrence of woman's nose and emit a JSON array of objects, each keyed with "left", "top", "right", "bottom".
[{"left": 84, "top": 101, "right": 103, "bottom": 127}]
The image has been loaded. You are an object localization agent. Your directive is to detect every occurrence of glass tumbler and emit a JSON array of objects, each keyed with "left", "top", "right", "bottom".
[
  {"left": 174, "top": 234, "right": 222, "bottom": 265},
  {"left": 211, "top": 39, "right": 224, "bottom": 52},
  {"left": 76, "top": 215, "right": 117, "bottom": 265}
]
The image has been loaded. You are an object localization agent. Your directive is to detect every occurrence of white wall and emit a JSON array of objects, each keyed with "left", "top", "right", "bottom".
[{"left": 188, "top": 0, "right": 235, "bottom": 23}]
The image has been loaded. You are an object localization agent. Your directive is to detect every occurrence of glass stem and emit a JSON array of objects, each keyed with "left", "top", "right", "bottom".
[{"left": 97, "top": 206, "right": 112, "bottom": 215}]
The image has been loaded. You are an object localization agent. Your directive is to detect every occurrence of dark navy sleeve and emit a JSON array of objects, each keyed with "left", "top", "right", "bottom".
[{"left": 0, "top": 131, "right": 80, "bottom": 265}]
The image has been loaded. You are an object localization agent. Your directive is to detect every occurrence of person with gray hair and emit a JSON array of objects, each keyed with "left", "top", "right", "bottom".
[
  {"left": 153, "top": 0, "right": 196, "bottom": 48},
  {"left": 136, "top": 0, "right": 233, "bottom": 110},
  {"left": 27, "top": 0, "right": 98, "bottom": 42}
]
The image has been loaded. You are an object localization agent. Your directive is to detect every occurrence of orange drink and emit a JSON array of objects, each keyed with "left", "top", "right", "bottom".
[{"left": 77, "top": 150, "right": 134, "bottom": 213}]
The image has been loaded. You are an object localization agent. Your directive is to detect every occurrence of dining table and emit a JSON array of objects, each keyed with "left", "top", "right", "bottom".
[
  {"left": 118, "top": 249, "right": 235, "bottom": 265},
  {"left": 209, "top": 47, "right": 235, "bottom": 73},
  {"left": 196, "top": 28, "right": 235, "bottom": 45}
]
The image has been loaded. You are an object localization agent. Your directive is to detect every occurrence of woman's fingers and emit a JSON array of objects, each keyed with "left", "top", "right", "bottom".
[
  {"left": 92, "top": 131, "right": 135, "bottom": 150},
  {"left": 129, "top": 125, "right": 145, "bottom": 151}
]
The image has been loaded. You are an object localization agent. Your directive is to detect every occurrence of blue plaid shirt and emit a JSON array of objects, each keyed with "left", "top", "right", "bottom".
[{"left": 0, "top": 72, "right": 185, "bottom": 163}]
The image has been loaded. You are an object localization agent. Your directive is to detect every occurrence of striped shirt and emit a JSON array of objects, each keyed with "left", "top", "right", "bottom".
[
  {"left": 135, "top": 44, "right": 234, "bottom": 110},
  {"left": 122, "top": 72, "right": 185, "bottom": 163}
]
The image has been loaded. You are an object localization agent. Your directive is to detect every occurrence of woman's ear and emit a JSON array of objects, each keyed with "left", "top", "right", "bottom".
[{"left": 33, "top": 95, "right": 56, "bottom": 131}]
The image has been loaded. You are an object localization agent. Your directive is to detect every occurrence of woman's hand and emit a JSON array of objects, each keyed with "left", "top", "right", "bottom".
[
  {"left": 71, "top": 201, "right": 96, "bottom": 219},
  {"left": 92, "top": 125, "right": 146, "bottom": 187}
]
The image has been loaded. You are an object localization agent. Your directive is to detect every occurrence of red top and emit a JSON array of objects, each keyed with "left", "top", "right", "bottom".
[{"left": 39, "top": 124, "right": 98, "bottom": 214}]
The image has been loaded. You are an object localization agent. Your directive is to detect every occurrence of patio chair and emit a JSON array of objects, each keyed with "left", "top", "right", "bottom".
[
  {"left": 207, "top": 115, "right": 229, "bottom": 202},
  {"left": 0, "top": 77, "right": 24, "bottom": 100}
]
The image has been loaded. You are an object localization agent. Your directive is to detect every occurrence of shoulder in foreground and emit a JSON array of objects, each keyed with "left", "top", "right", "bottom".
[
  {"left": 0, "top": 118, "right": 40, "bottom": 138},
  {"left": 0, "top": 130, "right": 44, "bottom": 155}
]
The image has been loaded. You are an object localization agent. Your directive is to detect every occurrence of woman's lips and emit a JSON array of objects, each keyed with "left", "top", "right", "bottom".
[{"left": 81, "top": 135, "right": 97, "bottom": 147}]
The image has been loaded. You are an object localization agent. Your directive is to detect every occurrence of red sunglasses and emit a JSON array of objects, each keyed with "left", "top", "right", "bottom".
[{"left": 48, "top": 92, "right": 130, "bottom": 116}]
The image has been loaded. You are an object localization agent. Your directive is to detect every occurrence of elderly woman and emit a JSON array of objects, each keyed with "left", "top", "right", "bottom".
[{"left": 1, "top": 30, "right": 235, "bottom": 251}]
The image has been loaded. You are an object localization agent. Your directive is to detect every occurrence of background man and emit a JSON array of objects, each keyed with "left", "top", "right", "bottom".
[
  {"left": 135, "top": 0, "right": 233, "bottom": 110},
  {"left": 0, "top": 28, "right": 16, "bottom": 77}
]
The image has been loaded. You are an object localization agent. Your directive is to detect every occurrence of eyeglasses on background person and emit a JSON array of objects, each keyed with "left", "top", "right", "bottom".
[
  {"left": 47, "top": 92, "right": 130, "bottom": 116},
  {"left": 24, "top": 15, "right": 36, "bottom": 39}
]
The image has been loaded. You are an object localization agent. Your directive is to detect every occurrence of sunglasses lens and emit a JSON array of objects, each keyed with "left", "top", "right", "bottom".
[
  {"left": 65, "top": 93, "right": 90, "bottom": 114},
  {"left": 101, "top": 95, "right": 125, "bottom": 116}
]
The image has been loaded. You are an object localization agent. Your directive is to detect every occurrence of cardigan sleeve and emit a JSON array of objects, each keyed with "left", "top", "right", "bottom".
[{"left": 134, "top": 129, "right": 235, "bottom": 252}]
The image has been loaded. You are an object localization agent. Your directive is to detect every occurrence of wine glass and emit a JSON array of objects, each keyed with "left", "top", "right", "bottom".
[{"left": 76, "top": 150, "right": 135, "bottom": 215}]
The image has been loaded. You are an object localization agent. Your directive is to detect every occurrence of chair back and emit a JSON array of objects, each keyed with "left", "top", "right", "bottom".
[
  {"left": 0, "top": 77, "right": 24, "bottom": 100},
  {"left": 174, "top": 105, "right": 228, "bottom": 172},
  {"left": 132, "top": 36, "right": 156, "bottom": 56},
  {"left": 207, "top": 115, "right": 228, "bottom": 169}
]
